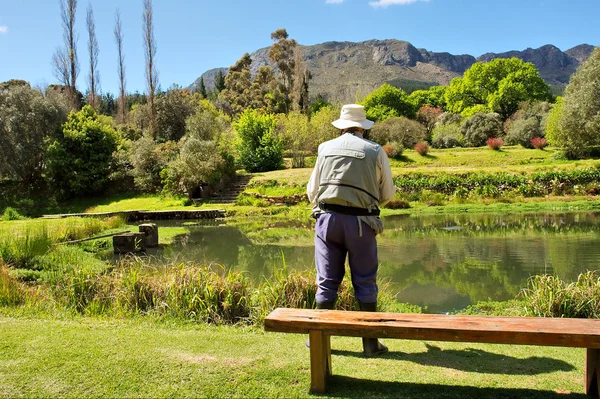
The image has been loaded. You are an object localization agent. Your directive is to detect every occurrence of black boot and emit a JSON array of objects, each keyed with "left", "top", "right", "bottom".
[
  {"left": 306, "top": 301, "right": 335, "bottom": 348},
  {"left": 358, "top": 302, "right": 389, "bottom": 357}
]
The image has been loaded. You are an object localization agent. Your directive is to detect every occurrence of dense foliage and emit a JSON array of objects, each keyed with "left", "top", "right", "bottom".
[
  {"left": 0, "top": 83, "right": 67, "bottom": 189},
  {"left": 460, "top": 113, "right": 503, "bottom": 147},
  {"left": 235, "top": 109, "right": 283, "bottom": 173},
  {"left": 370, "top": 116, "right": 427, "bottom": 148},
  {"left": 555, "top": 48, "right": 600, "bottom": 158},
  {"left": 445, "top": 58, "right": 553, "bottom": 119},
  {"left": 46, "top": 106, "right": 118, "bottom": 198},
  {"left": 362, "top": 83, "right": 415, "bottom": 121}
]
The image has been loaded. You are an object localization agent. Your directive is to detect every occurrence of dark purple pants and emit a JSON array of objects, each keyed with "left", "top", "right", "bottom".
[{"left": 314, "top": 212, "right": 379, "bottom": 304}]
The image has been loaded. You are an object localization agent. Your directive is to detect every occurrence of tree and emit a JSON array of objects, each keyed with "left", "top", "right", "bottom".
[
  {"left": 409, "top": 86, "right": 447, "bottom": 110},
  {"left": 416, "top": 105, "right": 444, "bottom": 136},
  {"left": 218, "top": 53, "right": 254, "bottom": 116},
  {"left": 99, "top": 93, "right": 116, "bottom": 116},
  {"left": 214, "top": 70, "right": 226, "bottom": 94},
  {"left": 445, "top": 58, "right": 552, "bottom": 119},
  {"left": 362, "top": 83, "right": 415, "bottom": 121},
  {"left": 114, "top": 9, "right": 127, "bottom": 124},
  {"left": 235, "top": 109, "right": 283, "bottom": 172},
  {"left": 0, "top": 84, "right": 67, "bottom": 189},
  {"left": 268, "top": 28, "right": 297, "bottom": 113},
  {"left": 52, "top": 0, "right": 79, "bottom": 110},
  {"left": 155, "top": 86, "right": 195, "bottom": 142},
  {"left": 292, "top": 46, "right": 311, "bottom": 115},
  {"left": 46, "top": 106, "right": 118, "bottom": 198},
  {"left": 198, "top": 77, "right": 207, "bottom": 98},
  {"left": 142, "top": 0, "right": 159, "bottom": 140},
  {"left": 556, "top": 48, "right": 600, "bottom": 158},
  {"left": 86, "top": 4, "right": 100, "bottom": 110},
  {"left": 545, "top": 97, "right": 563, "bottom": 146}
]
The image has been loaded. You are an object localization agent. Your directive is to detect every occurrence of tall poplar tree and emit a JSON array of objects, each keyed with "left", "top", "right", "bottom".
[
  {"left": 143, "top": 0, "right": 159, "bottom": 139},
  {"left": 86, "top": 3, "right": 100, "bottom": 110},
  {"left": 114, "top": 9, "right": 127, "bottom": 123},
  {"left": 52, "top": 0, "right": 79, "bottom": 110}
]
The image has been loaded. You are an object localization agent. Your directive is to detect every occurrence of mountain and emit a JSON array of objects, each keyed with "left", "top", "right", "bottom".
[{"left": 189, "top": 39, "right": 595, "bottom": 103}]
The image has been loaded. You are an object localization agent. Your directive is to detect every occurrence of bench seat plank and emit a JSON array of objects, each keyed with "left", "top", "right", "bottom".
[{"left": 265, "top": 308, "right": 600, "bottom": 348}]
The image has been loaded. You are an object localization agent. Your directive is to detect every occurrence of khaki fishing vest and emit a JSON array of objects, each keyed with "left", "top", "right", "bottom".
[{"left": 316, "top": 133, "right": 380, "bottom": 210}]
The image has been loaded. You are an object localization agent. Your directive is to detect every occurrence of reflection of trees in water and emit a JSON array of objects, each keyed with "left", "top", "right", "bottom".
[
  {"left": 378, "top": 232, "right": 600, "bottom": 305},
  {"left": 382, "top": 211, "right": 600, "bottom": 237},
  {"left": 154, "top": 212, "right": 600, "bottom": 311}
]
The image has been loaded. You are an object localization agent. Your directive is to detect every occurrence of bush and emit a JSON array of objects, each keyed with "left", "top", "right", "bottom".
[
  {"left": 162, "top": 138, "right": 235, "bottom": 198},
  {"left": 531, "top": 137, "right": 548, "bottom": 149},
  {"left": 130, "top": 137, "right": 179, "bottom": 193},
  {"left": 276, "top": 111, "right": 313, "bottom": 168},
  {"left": 461, "top": 113, "right": 503, "bottom": 147},
  {"left": 431, "top": 123, "right": 464, "bottom": 148},
  {"left": 382, "top": 142, "right": 404, "bottom": 159},
  {"left": 505, "top": 118, "right": 543, "bottom": 148},
  {"left": 46, "top": 106, "right": 119, "bottom": 198},
  {"left": 2, "top": 207, "right": 24, "bottom": 221},
  {"left": 235, "top": 109, "right": 283, "bottom": 173},
  {"left": 414, "top": 141, "right": 429, "bottom": 156},
  {"left": 436, "top": 112, "right": 462, "bottom": 126},
  {"left": 370, "top": 116, "right": 427, "bottom": 148},
  {"left": 487, "top": 137, "right": 503, "bottom": 150}
]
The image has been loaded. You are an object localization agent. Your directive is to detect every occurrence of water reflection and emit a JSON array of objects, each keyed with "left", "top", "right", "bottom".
[{"left": 131, "top": 212, "right": 600, "bottom": 313}]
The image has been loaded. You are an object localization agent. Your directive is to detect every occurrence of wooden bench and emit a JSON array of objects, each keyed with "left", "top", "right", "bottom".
[{"left": 264, "top": 308, "right": 600, "bottom": 395}]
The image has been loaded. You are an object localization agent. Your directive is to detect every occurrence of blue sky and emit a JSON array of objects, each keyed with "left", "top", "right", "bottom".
[{"left": 1, "top": 0, "right": 598, "bottom": 95}]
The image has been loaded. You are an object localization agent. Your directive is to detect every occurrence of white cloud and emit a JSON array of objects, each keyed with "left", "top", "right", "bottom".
[
  {"left": 0, "top": 26, "right": 8, "bottom": 34},
  {"left": 326, "top": 0, "right": 345, "bottom": 4},
  {"left": 369, "top": 0, "right": 430, "bottom": 8}
]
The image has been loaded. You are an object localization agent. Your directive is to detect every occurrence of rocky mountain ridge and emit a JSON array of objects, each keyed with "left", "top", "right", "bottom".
[{"left": 189, "top": 39, "right": 595, "bottom": 103}]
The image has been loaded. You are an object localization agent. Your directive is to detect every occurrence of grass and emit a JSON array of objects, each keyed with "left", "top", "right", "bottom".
[{"left": 0, "top": 315, "right": 588, "bottom": 398}]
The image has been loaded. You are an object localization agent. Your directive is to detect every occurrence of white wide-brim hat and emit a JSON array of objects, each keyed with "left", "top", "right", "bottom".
[{"left": 331, "top": 104, "right": 374, "bottom": 130}]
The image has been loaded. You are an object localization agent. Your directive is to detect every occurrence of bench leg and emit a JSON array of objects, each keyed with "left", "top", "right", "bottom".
[
  {"left": 309, "top": 330, "right": 332, "bottom": 393},
  {"left": 587, "top": 348, "right": 600, "bottom": 397}
]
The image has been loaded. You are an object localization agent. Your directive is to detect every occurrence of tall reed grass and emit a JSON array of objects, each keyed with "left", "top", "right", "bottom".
[
  {"left": 0, "top": 216, "right": 125, "bottom": 270},
  {"left": 0, "top": 264, "right": 27, "bottom": 306},
  {"left": 520, "top": 271, "right": 600, "bottom": 318},
  {"left": 38, "top": 257, "right": 412, "bottom": 325}
]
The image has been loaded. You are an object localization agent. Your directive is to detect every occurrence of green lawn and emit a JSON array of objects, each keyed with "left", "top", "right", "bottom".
[{"left": 0, "top": 315, "right": 588, "bottom": 398}]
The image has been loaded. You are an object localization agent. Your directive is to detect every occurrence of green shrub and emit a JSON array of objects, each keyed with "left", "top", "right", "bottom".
[
  {"left": 505, "top": 118, "right": 543, "bottom": 148},
  {"left": 2, "top": 207, "right": 24, "bottom": 221},
  {"left": 370, "top": 116, "right": 427, "bottom": 148},
  {"left": 130, "top": 137, "right": 179, "bottom": 193},
  {"left": 461, "top": 113, "right": 503, "bottom": 147},
  {"left": 235, "top": 109, "right": 283, "bottom": 173},
  {"left": 46, "top": 106, "right": 119, "bottom": 198},
  {"left": 431, "top": 123, "right": 464, "bottom": 148}
]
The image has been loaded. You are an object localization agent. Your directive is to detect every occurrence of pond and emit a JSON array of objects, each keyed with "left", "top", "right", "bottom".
[{"left": 126, "top": 211, "right": 600, "bottom": 313}]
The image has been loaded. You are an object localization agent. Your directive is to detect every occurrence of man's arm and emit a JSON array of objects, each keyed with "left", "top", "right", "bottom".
[
  {"left": 307, "top": 156, "right": 321, "bottom": 204},
  {"left": 377, "top": 147, "right": 395, "bottom": 206}
]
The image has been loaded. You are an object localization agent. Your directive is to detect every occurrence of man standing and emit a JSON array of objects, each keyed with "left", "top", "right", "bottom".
[{"left": 307, "top": 104, "right": 395, "bottom": 356}]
